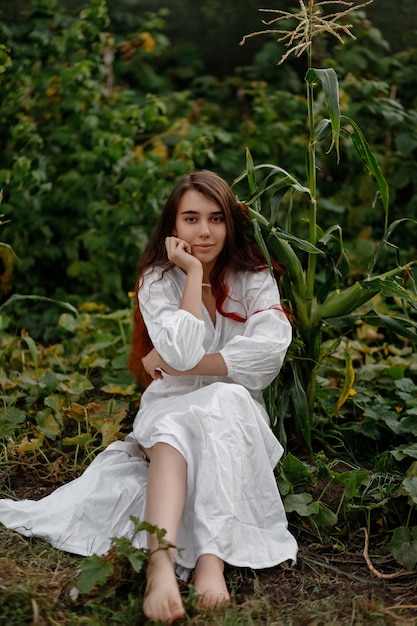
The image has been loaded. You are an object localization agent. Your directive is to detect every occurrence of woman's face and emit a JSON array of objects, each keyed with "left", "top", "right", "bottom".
[{"left": 173, "top": 189, "right": 227, "bottom": 273}]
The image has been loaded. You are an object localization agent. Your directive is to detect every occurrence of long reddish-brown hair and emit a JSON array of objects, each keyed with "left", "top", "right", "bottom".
[{"left": 128, "top": 170, "right": 283, "bottom": 387}]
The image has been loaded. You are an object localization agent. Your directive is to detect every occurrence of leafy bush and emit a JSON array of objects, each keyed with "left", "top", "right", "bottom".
[
  {"left": 0, "top": 0, "right": 225, "bottom": 312},
  {"left": 0, "top": 299, "right": 139, "bottom": 473}
]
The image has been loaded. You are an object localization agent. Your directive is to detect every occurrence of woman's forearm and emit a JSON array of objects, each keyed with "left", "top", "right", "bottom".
[
  {"left": 142, "top": 349, "right": 227, "bottom": 380},
  {"left": 179, "top": 266, "right": 203, "bottom": 320},
  {"left": 183, "top": 353, "right": 227, "bottom": 377}
]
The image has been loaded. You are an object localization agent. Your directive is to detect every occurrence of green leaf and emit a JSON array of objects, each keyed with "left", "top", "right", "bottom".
[
  {"left": 369, "top": 218, "right": 417, "bottom": 275},
  {"left": 398, "top": 416, "right": 417, "bottom": 437},
  {"left": 311, "top": 502, "right": 338, "bottom": 527},
  {"left": 361, "top": 311, "right": 417, "bottom": 343},
  {"left": 234, "top": 163, "right": 310, "bottom": 205},
  {"left": 77, "top": 554, "right": 113, "bottom": 593},
  {"left": 58, "top": 313, "right": 78, "bottom": 333},
  {"left": 398, "top": 477, "right": 417, "bottom": 505},
  {"left": 245, "top": 147, "right": 256, "bottom": 196},
  {"left": 334, "top": 470, "right": 370, "bottom": 500},
  {"left": 0, "top": 406, "right": 27, "bottom": 437},
  {"left": 391, "top": 443, "right": 417, "bottom": 462},
  {"left": 21, "top": 335, "right": 38, "bottom": 368},
  {"left": 364, "top": 275, "right": 417, "bottom": 303},
  {"left": 0, "top": 294, "right": 79, "bottom": 316},
  {"left": 284, "top": 493, "right": 319, "bottom": 517},
  {"left": 62, "top": 433, "right": 96, "bottom": 446},
  {"left": 251, "top": 219, "right": 274, "bottom": 279},
  {"left": 280, "top": 453, "right": 311, "bottom": 487},
  {"left": 307, "top": 68, "right": 340, "bottom": 161},
  {"left": 289, "top": 361, "right": 312, "bottom": 452},
  {"left": 57, "top": 372, "right": 94, "bottom": 395},
  {"left": 269, "top": 226, "right": 323, "bottom": 255},
  {"left": 265, "top": 230, "right": 305, "bottom": 296},
  {"left": 35, "top": 409, "right": 61, "bottom": 439},
  {"left": 389, "top": 526, "right": 417, "bottom": 571},
  {"left": 127, "top": 549, "right": 147, "bottom": 573},
  {"left": 326, "top": 310, "right": 417, "bottom": 343},
  {"left": 342, "top": 115, "right": 389, "bottom": 216}
]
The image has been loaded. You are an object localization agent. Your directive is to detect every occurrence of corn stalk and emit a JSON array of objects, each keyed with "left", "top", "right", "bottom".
[{"left": 237, "top": 1, "right": 417, "bottom": 451}]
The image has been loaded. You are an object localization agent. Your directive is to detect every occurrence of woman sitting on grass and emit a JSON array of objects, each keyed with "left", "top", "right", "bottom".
[{"left": 0, "top": 170, "right": 297, "bottom": 624}]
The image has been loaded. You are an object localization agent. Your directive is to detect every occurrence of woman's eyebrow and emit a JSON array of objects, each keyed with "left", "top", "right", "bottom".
[{"left": 180, "top": 209, "right": 224, "bottom": 215}]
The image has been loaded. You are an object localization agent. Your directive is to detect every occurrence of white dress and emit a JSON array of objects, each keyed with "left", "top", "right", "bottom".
[{"left": 0, "top": 266, "right": 298, "bottom": 573}]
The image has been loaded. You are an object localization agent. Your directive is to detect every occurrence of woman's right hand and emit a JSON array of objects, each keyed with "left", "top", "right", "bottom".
[{"left": 165, "top": 236, "right": 202, "bottom": 275}]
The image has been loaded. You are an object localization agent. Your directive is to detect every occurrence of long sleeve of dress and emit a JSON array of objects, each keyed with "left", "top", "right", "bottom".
[
  {"left": 138, "top": 267, "right": 206, "bottom": 371},
  {"left": 220, "top": 270, "right": 292, "bottom": 392}
]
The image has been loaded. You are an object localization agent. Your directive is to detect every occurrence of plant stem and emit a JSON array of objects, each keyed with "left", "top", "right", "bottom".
[
  {"left": 305, "top": 8, "right": 318, "bottom": 315},
  {"left": 303, "top": 7, "right": 319, "bottom": 424}
]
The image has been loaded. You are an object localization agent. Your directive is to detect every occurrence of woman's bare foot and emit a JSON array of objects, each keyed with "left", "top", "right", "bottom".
[
  {"left": 193, "top": 554, "right": 230, "bottom": 609},
  {"left": 143, "top": 550, "right": 185, "bottom": 624}
]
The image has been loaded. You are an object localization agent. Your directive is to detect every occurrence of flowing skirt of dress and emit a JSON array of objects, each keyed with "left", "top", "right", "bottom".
[{"left": 0, "top": 381, "right": 298, "bottom": 571}]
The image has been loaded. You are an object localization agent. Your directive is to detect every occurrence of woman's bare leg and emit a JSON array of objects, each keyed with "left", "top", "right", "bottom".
[
  {"left": 193, "top": 554, "right": 230, "bottom": 608},
  {"left": 143, "top": 442, "right": 187, "bottom": 624}
]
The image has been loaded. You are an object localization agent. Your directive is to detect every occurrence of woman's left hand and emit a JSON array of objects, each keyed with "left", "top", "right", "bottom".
[{"left": 142, "top": 348, "right": 181, "bottom": 379}]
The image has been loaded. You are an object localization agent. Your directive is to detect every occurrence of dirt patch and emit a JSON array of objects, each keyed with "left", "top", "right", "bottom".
[{"left": 2, "top": 464, "right": 417, "bottom": 624}]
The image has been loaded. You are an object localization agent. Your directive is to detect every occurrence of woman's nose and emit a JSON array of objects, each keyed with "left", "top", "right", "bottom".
[{"left": 199, "top": 220, "right": 210, "bottom": 237}]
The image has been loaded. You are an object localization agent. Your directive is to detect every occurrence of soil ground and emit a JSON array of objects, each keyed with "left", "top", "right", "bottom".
[{"left": 2, "top": 465, "right": 417, "bottom": 625}]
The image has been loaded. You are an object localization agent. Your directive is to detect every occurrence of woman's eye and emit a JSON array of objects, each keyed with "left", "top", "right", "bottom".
[{"left": 212, "top": 216, "right": 224, "bottom": 223}]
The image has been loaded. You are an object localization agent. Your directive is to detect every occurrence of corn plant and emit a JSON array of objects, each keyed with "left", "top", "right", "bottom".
[{"left": 237, "top": 0, "right": 417, "bottom": 451}]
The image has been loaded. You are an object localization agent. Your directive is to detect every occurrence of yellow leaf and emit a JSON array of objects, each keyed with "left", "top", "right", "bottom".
[
  {"left": 139, "top": 32, "right": 156, "bottom": 53},
  {"left": 101, "top": 383, "right": 136, "bottom": 396},
  {"left": 334, "top": 342, "right": 355, "bottom": 414},
  {"left": 17, "top": 434, "right": 45, "bottom": 453}
]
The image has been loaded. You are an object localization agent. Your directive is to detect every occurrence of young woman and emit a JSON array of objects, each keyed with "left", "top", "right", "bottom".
[{"left": 0, "top": 170, "right": 297, "bottom": 624}]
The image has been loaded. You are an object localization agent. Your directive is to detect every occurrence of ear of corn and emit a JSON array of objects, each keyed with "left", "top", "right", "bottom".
[{"left": 313, "top": 282, "right": 380, "bottom": 323}]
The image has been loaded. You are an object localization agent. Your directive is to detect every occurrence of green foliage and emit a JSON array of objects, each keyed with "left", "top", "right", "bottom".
[
  {"left": 0, "top": 297, "right": 140, "bottom": 472},
  {"left": 236, "top": 1, "right": 417, "bottom": 453},
  {"left": 2, "top": 0, "right": 417, "bottom": 593},
  {"left": 1, "top": 1, "right": 417, "bottom": 318},
  {"left": 77, "top": 517, "right": 177, "bottom": 595},
  {"left": 0, "top": 0, "right": 224, "bottom": 308},
  {"left": 389, "top": 526, "right": 417, "bottom": 570},
  {"left": 2, "top": 301, "right": 417, "bottom": 571}
]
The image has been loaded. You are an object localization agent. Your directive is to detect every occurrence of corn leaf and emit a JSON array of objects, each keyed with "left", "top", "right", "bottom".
[
  {"left": 342, "top": 115, "right": 389, "bottom": 216},
  {"left": 245, "top": 147, "right": 256, "bottom": 194},
  {"left": 325, "top": 310, "right": 417, "bottom": 343},
  {"left": 21, "top": 335, "right": 38, "bottom": 368},
  {"left": 0, "top": 293, "right": 79, "bottom": 316},
  {"left": 334, "top": 344, "right": 355, "bottom": 414},
  {"left": 252, "top": 219, "right": 275, "bottom": 278},
  {"left": 369, "top": 218, "right": 417, "bottom": 275},
  {"left": 289, "top": 361, "right": 312, "bottom": 452},
  {"left": 363, "top": 276, "right": 417, "bottom": 303},
  {"left": 306, "top": 68, "right": 340, "bottom": 161}
]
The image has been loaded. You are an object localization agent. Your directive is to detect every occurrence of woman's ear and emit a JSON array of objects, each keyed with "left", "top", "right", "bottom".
[{"left": 172, "top": 228, "right": 177, "bottom": 236}]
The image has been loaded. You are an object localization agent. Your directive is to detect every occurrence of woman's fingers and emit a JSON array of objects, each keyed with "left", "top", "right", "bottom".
[
  {"left": 142, "top": 348, "right": 164, "bottom": 379},
  {"left": 165, "top": 237, "right": 201, "bottom": 272},
  {"left": 166, "top": 236, "right": 191, "bottom": 259}
]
